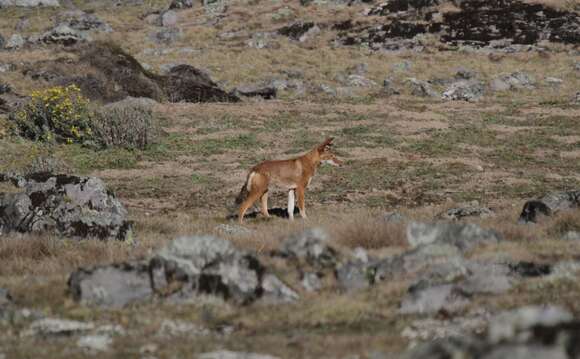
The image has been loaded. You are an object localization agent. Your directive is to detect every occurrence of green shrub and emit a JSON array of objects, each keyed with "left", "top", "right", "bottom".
[
  {"left": 90, "top": 99, "right": 155, "bottom": 150},
  {"left": 11, "top": 85, "right": 92, "bottom": 144}
]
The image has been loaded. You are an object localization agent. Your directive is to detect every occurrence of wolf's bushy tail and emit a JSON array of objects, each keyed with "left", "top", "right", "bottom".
[{"left": 227, "top": 174, "right": 250, "bottom": 217}]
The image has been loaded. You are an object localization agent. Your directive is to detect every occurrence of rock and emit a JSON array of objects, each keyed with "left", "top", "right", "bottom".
[
  {"left": 382, "top": 78, "right": 400, "bottom": 96},
  {"left": 392, "top": 61, "right": 412, "bottom": 72},
  {"left": 574, "top": 92, "right": 580, "bottom": 104},
  {"left": 169, "top": 0, "right": 192, "bottom": 9},
  {"left": 199, "top": 351, "right": 281, "bottom": 359},
  {"left": 54, "top": 10, "right": 112, "bottom": 32},
  {"left": 301, "top": 272, "right": 323, "bottom": 292},
  {"left": 278, "top": 22, "right": 315, "bottom": 41},
  {"left": 271, "top": 7, "right": 294, "bottom": 22},
  {"left": 545, "top": 77, "right": 563, "bottom": 87},
  {"left": 150, "top": 236, "right": 296, "bottom": 305},
  {"left": 41, "top": 24, "right": 89, "bottom": 45},
  {"left": 234, "top": 84, "right": 276, "bottom": 99},
  {"left": 344, "top": 74, "right": 377, "bottom": 87},
  {"left": 0, "top": 83, "right": 10, "bottom": 95},
  {"left": 5, "top": 34, "right": 25, "bottom": 49},
  {"left": 402, "top": 312, "right": 488, "bottom": 342},
  {"left": 490, "top": 71, "right": 536, "bottom": 92},
  {"left": 68, "top": 261, "right": 152, "bottom": 308},
  {"left": 70, "top": 235, "right": 298, "bottom": 307},
  {"left": 0, "top": 288, "right": 12, "bottom": 306},
  {"left": 276, "top": 228, "right": 338, "bottom": 269},
  {"left": 150, "top": 27, "right": 182, "bottom": 45},
  {"left": 157, "top": 319, "right": 210, "bottom": 337},
  {"left": 406, "top": 221, "right": 502, "bottom": 252},
  {"left": 399, "top": 283, "right": 470, "bottom": 314},
  {"left": 0, "top": 173, "right": 132, "bottom": 240},
  {"left": 454, "top": 68, "right": 477, "bottom": 80},
  {"left": 488, "top": 306, "right": 573, "bottom": 343},
  {"left": 518, "top": 191, "right": 580, "bottom": 223},
  {"left": 335, "top": 261, "right": 374, "bottom": 292},
  {"left": 247, "top": 32, "right": 278, "bottom": 49},
  {"left": 25, "top": 318, "right": 94, "bottom": 336},
  {"left": 383, "top": 211, "right": 406, "bottom": 223},
  {"left": 164, "top": 64, "right": 239, "bottom": 102},
  {"left": 437, "top": 206, "right": 494, "bottom": 221},
  {"left": 561, "top": 231, "right": 580, "bottom": 241},
  {"left": 160, "top": 10, "right": 178, "bottom": 27},
  {"left": 407, "top": 78, "right": 439, "bottom": 97},
  {"left": 261, "top": 274, "right": 300, "bottom": 303},
  {"left": 0, "top": 0, "right": 59, "bottom": 6},
  {"left": 77, "top": 335, "right": 112, "bottom": 352},
  {"left": 353, "top": 247, "right": 369, "bottom": 263},
  {"left": 442, "top": 80, "right": 485, "bottom": 101},
  {"left": 508, "top": 261, "right": 551, "bottom": 277},
  {"left": 0, "top": 35, "right": 4, "bottom": 49}
]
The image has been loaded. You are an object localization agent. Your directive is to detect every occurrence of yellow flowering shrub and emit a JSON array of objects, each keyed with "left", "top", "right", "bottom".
[{"left": 12, "top": 85, "right": 92, "bottom": 144}]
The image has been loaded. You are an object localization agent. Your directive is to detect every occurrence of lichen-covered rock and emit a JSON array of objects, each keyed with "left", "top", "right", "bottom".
[
  {"left": 0, "top": 0, "right": 59, "bottom": 7},
  {"left": 407, "top": 78, "right": 439, "bottom": 97},
  {"left": 518, "top": 190, "right": 580, "bottom": 223},
  {"left": 406, "top": 221, "right": 502, "bottom": 252},
  {"left": 276, "top": 228, "right": 339, "bottom": 269},
  {"left": 69, "top": 236, "right": 298, "bottom": 307},
  {"left": 0, "top": 173, "right": 132, "bottom": 240},
  {"left": 442, "top": 80, "right": 485, "bottom": 101},
  {"left": 437, "top": 206, "right": 494, "bottom": 221},
  {"left": 490, "top": 71, "right": 536, "bottom": 91}
]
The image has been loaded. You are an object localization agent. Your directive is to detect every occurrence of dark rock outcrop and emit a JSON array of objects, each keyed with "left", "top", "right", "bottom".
[
  {"left": 0, "top": 173, "right": 132, "bottom": 240},
  {"left": 337, "top": 0, "right": 580, "bottom": 50},
  {"left": 518, "top": 191, "right": 580, "bottom": 223},
  {"left": 68, "top": 236, "right": 298, "bottom": 307}
]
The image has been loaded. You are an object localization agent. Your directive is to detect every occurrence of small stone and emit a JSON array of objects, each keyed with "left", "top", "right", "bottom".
[
  {"left": 5, "top": 34, "right": 25, "bottom": 49},
  {"left": 77, "top": 335, "right": 112, "bottom": 352},
  {"left": 25, "top": 318, "right": 95, "bottom": 336},
  {"left": 407, "top": 78, "right": 439, "bottom": 97},
  {"left": 301, "top": 272, "right": 323, "bottom": 292}
]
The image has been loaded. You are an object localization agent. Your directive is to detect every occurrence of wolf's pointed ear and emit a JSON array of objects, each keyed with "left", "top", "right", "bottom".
[{"left": 318, "top": 137, "right": 334, "bottom": 152}]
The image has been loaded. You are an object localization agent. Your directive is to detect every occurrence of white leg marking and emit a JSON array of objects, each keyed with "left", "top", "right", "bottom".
[
  {"left": 288, "top": 190, "right": 295, "bottom": 220},
  {"left": 246, "top": 172, "right": 255, "bottom": 191}
]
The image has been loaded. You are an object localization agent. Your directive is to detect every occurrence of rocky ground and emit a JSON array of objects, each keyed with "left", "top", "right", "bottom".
[{"left": 0, "top": 0, "right": 579, "bottom": 357}]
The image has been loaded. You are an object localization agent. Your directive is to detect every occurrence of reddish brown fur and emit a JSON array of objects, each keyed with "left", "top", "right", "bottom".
[{"left": 237, "top": 138, "right": 342, "bottom": 223}]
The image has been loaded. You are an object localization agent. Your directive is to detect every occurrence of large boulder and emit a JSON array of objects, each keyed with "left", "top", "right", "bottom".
[
  {"left": 275, "top": 228, "right": 339, "bottom": 269},
  {"left": 69, "top": 236, "right": 299, "bottom": 307},
  {"left": 53, "top": 10, "right": 112, "bottom": 33},
  {"left": 402, "top": 305, "right": 579, "bottom": 359},
  {"left": 518, "top": 190, "right": 580, "bottom": 223},
  {"left": 406, "top": 221, "right": 502, "bottom": 252},
  {"left": 0, "top": 173, "right": 132, "bottom": 240}
]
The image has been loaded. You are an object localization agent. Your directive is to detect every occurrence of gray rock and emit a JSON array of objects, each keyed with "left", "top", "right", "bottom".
[
  {"left": 392, "top": 61, "right": 412, "bottom": 72},
  {"left": 0, "top": 0, "right": 59, "bottom": 6},
  {"left": 5, "top": 34, "right": 25, "bottom": 49},
  {"left": 488, "top": 306, "right": 573, "bottom": 343},
  {"left": 169, "top": 0, "right": 192, "bottom": 9},
  {"left": 0, "top": 173, "right": 132, "bottom": 240},
  {"left": 383, "top": 211, "right": 406, "bottom": 223},
  {"left": 277, "top": 228, "right": 338, "bottom": 269},
  {"left": 483, "top": 345, "right": 567, "bottom": 359},
  {"left": 490, "top": 71, "right": 536, "bottom": 91},
  {"left": 437, "top": 206, "right": 494, "bottom": 221},
  {"left": 54, "top": 10, "right": 112, "bottom": 32},
  {"left": 261, "top": 274, "right": 299, "bottom": 303},
  {"left": 335, "top": 261, "right": 373, "bottom": 292},
  {"left": 406, "top": 221, "right": 502, "bottom": 253},
  {"left": 301, "top": 272, "right": 323, "bottom": 292},
  {"left": 68, "top": 262, "right": 152, "bottom": 308},
  {"left": 0, "top": 288, "right": 12, "bottom": 306},
  {"left": 402, "top": 313, "right": 488, "bottom": 342},
  {"left": 407, "top": 78, "right": 439, "bottom": 97},
  {"left": 382, "top": 78, "right": 400, "bottom": 96},
  {"left": 442, "top": 80, "right": 485, "bottom": 101},
  {"left": 24, "top": 318, "right": 94, "bottom": 336},
  {"left": 41, "top": 24, "right": 89, "bottom": 45},
  {"left": 574, "top": 91, "right": 580, "bottom": 104},
  {"left": 518, "top": 191, "right": 580, "bottom": 223},
  {"left": 544, "top": 77, "right": 563, "bottom": 87},
  {"left": 345, "top": 74, "right": 377, "bottom": 87},
  {"left": 0, "top": 34, "right": 4, "bottom": 49},
  {"left": 247, "top": 32, "right": 277, "bottom": 49},
  {"left": 150, "top": 27, "right": 182, "bottom": 45},
  {"left": 199, "top": 351, "right": 281, "bottom": 359},
  {"left": 160, "top": 10, "right": 178, "bottom": 27},
  {"left": 561, "top": 231, "right": 580, "bottom": 240},
  {"left": 157, "top": 319, "right": 210, "bottom": 337},
  {"left": 399, "top": 283, "right": 470, "bottom": 314},
  {"left": 77, "top": 335, "right": 112, "bottom": 352}
]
